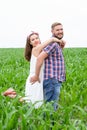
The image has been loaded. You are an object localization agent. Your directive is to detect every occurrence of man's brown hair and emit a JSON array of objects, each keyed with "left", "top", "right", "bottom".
[{"left": 51, "top": 22, "right": 62, "bottom": 29}]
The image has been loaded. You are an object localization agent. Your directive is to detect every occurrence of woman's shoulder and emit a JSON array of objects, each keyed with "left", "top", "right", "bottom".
[{"left": 32, "top": 45, "right": 42, "bottom": 57}]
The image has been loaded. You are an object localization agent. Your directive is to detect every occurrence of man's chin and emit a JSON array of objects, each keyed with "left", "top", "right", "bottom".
[
  {"left": 58, "top": 36, "right": 63, "bottom": 39},
  {"left": 54, "top": 35, "right": 63, "bottom": 39}
]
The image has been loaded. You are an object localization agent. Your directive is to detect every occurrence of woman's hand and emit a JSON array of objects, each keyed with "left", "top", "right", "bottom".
[
  {"left": 30, "top": 75, "right": 40, "bottom": 84},
  {"left": 51, "top": 37, "right": 60, "bottom": 43},
  {"left": 51, "top": 37, "right": 66, "bottom": 48}
]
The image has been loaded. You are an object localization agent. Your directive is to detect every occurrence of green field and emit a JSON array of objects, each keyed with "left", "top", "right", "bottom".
[{"left": 0, "top": 48, "right": 87, "bottom": 130}]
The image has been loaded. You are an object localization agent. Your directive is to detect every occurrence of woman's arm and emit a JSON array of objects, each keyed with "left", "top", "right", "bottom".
[{"left": 34, "top": 37, "right": 63, "bottom": 55}]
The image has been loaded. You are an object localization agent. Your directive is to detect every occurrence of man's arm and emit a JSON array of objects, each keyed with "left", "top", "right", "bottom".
[{"left": 30, "top": 51, "right": 48, "bottom": 83}]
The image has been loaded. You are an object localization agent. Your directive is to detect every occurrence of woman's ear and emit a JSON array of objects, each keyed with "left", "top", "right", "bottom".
[{"left": 30, "top": 42, "right": 32, "bottom": 45}]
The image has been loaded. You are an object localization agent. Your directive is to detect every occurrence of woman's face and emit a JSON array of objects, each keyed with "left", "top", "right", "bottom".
[{"left": 30, "top": 34, "right": 40, "bottom": 47}]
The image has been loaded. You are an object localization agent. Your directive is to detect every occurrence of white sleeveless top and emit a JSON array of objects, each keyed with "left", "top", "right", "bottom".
[
  {"left": 24, "top": 54, "right": 44, "bottom": 108},
  {"left": 29, "top": 54, "right": 43, "bottom": 79}
]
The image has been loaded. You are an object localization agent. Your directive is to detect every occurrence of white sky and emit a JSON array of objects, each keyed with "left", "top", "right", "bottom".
[{"left": 0, "top": 0, "right": 87, "bottom": 48}]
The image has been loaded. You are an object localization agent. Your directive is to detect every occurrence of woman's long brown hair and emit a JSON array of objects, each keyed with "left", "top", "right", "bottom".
[{"left": 24, "top": 32, "right": 39, "bottom": 61}]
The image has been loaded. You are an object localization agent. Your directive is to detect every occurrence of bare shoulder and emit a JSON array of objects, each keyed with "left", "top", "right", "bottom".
[{"left": 32, "top": 45, "right": 42, "bottom": 57}]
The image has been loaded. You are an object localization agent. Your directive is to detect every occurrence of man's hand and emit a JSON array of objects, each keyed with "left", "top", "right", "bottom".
[
  {"left": 60, "top": 40, "right": 66, "bottom": 48},
  {"left": 30, "top": 75, "right": 40, "bottom": 84}
]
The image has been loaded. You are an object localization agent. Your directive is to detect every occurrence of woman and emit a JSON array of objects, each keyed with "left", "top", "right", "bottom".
[{"left": 23, "top": 31, "right": 65, "bottom": 108}]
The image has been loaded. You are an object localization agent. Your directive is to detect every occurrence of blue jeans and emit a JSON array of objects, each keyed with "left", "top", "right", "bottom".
[{"left": 43, "top": 78, "right": 62, "bottom": 111}]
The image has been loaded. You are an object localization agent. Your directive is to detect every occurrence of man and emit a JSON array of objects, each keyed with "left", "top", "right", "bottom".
[{"left": 30, "top": 22, "right": 66, "bottom": 111}]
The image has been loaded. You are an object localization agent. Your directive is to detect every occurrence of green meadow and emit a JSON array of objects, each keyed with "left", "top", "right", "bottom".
[{"left": 0, "top": 48, "right": 87, "bottom": 130}]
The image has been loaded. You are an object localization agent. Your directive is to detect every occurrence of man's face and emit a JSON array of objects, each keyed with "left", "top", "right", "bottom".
[{"left": 52, "top": 25, "right": 64, "bottom": 39}]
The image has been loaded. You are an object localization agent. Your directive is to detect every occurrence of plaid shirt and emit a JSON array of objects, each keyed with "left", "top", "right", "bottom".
[{"left": 43, "top": 42, "right": 66, "bottom": 82}]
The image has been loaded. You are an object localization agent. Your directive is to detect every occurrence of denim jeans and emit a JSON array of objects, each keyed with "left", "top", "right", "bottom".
[{"left": 43, "top": 78, "right": 62, "bottom": 111}]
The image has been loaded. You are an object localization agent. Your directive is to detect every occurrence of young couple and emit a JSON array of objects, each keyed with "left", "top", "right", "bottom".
[{"left": 24, "top": 22, "right": 66, "bottom": 110}]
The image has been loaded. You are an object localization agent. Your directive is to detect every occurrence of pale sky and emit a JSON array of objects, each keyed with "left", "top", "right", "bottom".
[{"left": 0, "top": 0, "right": 87, "bottom": 48}]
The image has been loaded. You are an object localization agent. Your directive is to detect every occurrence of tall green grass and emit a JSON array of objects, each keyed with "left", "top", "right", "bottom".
[{"left": 0, "top": 48, "right": 87, "bottom": 130}]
